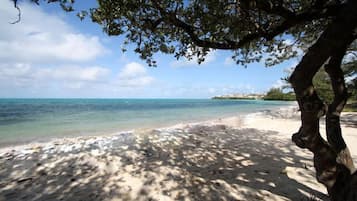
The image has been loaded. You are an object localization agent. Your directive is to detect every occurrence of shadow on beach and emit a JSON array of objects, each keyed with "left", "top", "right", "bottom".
[
  {"left": 341, "top": 113, "right": 357, "bottom": 128},
  {"left": 0, "top": 126, "right": 328, "bottom": 201}
]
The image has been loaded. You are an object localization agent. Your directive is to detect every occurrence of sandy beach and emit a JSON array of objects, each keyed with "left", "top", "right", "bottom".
[{"left": 0, "top": 106, "right": 356, "bottom": 201}]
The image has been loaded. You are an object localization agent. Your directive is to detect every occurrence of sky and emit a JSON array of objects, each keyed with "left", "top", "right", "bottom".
[{"left": 0, "top": 0, "right": 300, "bottom": 98}]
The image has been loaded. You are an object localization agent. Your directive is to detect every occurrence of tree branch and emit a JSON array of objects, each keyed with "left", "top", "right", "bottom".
[
  {"left": 152, "top": 0, "right": 342, "bottom": 50},
  {"left": 10, "top": 0, "right": 21, "bottom": 24},
  {"left": 242, "top": 0, "right": 296, "bottom": 19},
  {"left": 324, "top": 44, "right": 355, "bottom": 173},
  {"left": 289, "top": 0, "right": 357, "bottom": 195}
]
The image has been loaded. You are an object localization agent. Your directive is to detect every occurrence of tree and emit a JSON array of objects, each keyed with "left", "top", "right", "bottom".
[
  {"left": 264, "top": 88, "right": 295, "bottom": 101},
  {"left": 15, "top": 0, "right": 357, "bottom": 200},
  {"left": 344, "top": 42, "right": 357, "bottom": 101},
  {"left": 283, "top": 54, "right": 356, "bottom": 104},
  {"left": 313, "top": 69, "right": 334, "bottom": 103},
  {"left": 313, "top": 61, "right": 357, "bottom": 104}
]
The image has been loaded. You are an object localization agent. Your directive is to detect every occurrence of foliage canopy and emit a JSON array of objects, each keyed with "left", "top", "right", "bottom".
[
  {"left": 24, "top": 0, "right": 348, "bottom": 67},
  {"left": 263, "top": 88, "right": 295, "bottom": 101}
]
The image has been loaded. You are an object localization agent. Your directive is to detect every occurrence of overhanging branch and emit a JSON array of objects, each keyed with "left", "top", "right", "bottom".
[
  {"left": 10, "top": 0, "right": 21, "bottom": 24},
  {"left": 152, "top": 0, "right": 342, "bottom": 50}
]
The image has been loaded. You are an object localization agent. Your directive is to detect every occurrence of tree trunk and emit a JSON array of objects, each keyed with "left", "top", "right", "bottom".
[
  {"left": 324, "top": 46, "right": 355, "bottom": 174},
  {"left": 289, "top": 0, "right": 357, "bottom": 200}
]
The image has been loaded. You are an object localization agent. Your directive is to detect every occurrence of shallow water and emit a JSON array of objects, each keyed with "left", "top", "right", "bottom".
[{"left": 0, "top": 99, "right": 291, "bottom": 146}]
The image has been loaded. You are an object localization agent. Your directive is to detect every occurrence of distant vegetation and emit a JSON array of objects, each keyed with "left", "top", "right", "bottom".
[
  {"left": 264, "top": 60, "right": 357, "bottom": 108},
  {"left": 263, "top": 88, "right": 296, "bottom": 101},
  {"left": 344, "top": 103, "right": 357, "bottom": 112},
  {"left": 312, "top": 69, "right": 335, "bottom": 104},
  {"left": 212, "top": 94, "right": 264, "bottom": 100},
  {"left": 212, "top": 96, "right": 256, "bottom": 100}
]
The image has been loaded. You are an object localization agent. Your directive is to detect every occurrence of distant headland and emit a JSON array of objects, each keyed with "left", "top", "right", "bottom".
[{"left": 212, "top": 93, "right": 265, "bottom": 100}]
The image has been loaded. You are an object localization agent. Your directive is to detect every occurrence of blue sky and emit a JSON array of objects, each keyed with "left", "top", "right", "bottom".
[{"left": 0, "top": 0, "right": 299, "bottom": 98}]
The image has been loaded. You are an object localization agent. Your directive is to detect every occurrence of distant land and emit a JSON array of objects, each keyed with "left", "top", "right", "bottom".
[{"left": 212, "top": 93, "right": 265, "bottom": 100}]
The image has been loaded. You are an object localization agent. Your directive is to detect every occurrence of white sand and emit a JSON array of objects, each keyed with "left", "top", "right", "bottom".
[{"left": 0, "top": 106, "right": 356, "bottom": 201}]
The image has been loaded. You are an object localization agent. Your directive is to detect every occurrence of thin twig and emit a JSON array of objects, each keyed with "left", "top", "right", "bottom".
[{"left": 10, "top": 0, "right": 21, "bottom": 24}]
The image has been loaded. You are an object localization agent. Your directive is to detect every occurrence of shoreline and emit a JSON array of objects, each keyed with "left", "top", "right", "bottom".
[
  {"left": 0, "top": 103, "right": 296, "bottom": 151},
  {"left": 0, "top": 103, "right": 297, "bottom": 151},
  {"left": 0, "top": 99, "right": 294, "bottom": 149},
  {"left": 0, "top": 104, "right": 356, "bottom": 201},
  {"left": 2, "top": 103, "right": 355, "bottom": 160}
]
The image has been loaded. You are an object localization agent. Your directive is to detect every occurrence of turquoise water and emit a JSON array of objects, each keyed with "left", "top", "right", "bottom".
[{"left": 0, "top": 99, "right": 290, "bottom": 147}]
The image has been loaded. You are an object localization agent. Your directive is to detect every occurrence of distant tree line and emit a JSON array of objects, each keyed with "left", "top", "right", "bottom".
[
  {"left": 263, "top": 88, "right": 295, "bottom": 101},
  {"left": 264, "top": 59, "right": 357, "bottom": 105}
]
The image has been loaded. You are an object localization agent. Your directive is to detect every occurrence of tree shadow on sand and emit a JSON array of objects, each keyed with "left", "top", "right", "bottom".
[{"left": 0, "top": 125, "right": 329, "bottom": 201}]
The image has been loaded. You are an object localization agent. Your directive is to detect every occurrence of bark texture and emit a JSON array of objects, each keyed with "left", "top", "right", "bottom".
[
  {"left": 324, "top": 47, "right": 355, "bottom": 173},
  {"left": 289, "top": 0, "right": 357, "bottom": 200}
]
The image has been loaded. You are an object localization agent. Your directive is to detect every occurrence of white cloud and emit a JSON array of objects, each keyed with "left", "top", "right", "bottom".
[
  {"left": 170, "top": 50, "right": 216, "bottom": 68},
  {"left": 155, "top": 84, "right": 257, "bottom": 98},
  {"left": 208, "top": 87, "right": 217, "bottom": 94},
  {"left": 0, "top": 2, "right": 158, "bottom": 98},
  {"left": 224, "top": 57, "right": 235, "bottom": 66},
  {"left": 52, "top": 66, "right": 110, "bottom": 82},
  {"left": 0, "top": 61, "right": 156, "bottom": 97},
  {"left": 220, "top": 84, "right": 255, "bottom": 94},
  {"left": 282, "top": 61, "right": 298, "bottom": 77},
  {"left": 272, "top": 80, "right": 286, "bottom": 89},
  {"left": 117, "top": 62, "right": 154, "bottom": 87},
  {"left": 0, "top": 63, "right": 110, "bottom": 88},
  {"left": 0, "top": 1, "right": 118, "bottom": 97},
  {"left": 118, "top": 62, "right": 147, "bottom": 79},
  {"left": 0, "top": 1, "right": 107, "bottom": 63}
]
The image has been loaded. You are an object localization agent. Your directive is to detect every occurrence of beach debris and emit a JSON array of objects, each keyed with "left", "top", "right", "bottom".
[
  {"left": 17, "top": 177, "right": 33, "bottom": 183},
  {"left": 142, "top": 148, "right": 154, "bottom": 157},
  {"left": 254, "top": 169, "right": 270, "bottom": 175}
]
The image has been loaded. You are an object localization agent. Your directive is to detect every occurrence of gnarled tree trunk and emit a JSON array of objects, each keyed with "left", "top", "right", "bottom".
[
  {"left": 324, "top": 46, "right": 355, "bottom": 174},
  {"left": 289, "top": 0, "right": 357, "bottom": 200}
]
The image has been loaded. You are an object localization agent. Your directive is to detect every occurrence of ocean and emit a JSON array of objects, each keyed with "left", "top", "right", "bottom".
[{"left": 0, "top": 99, "right": 291, "bottom": 147}]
